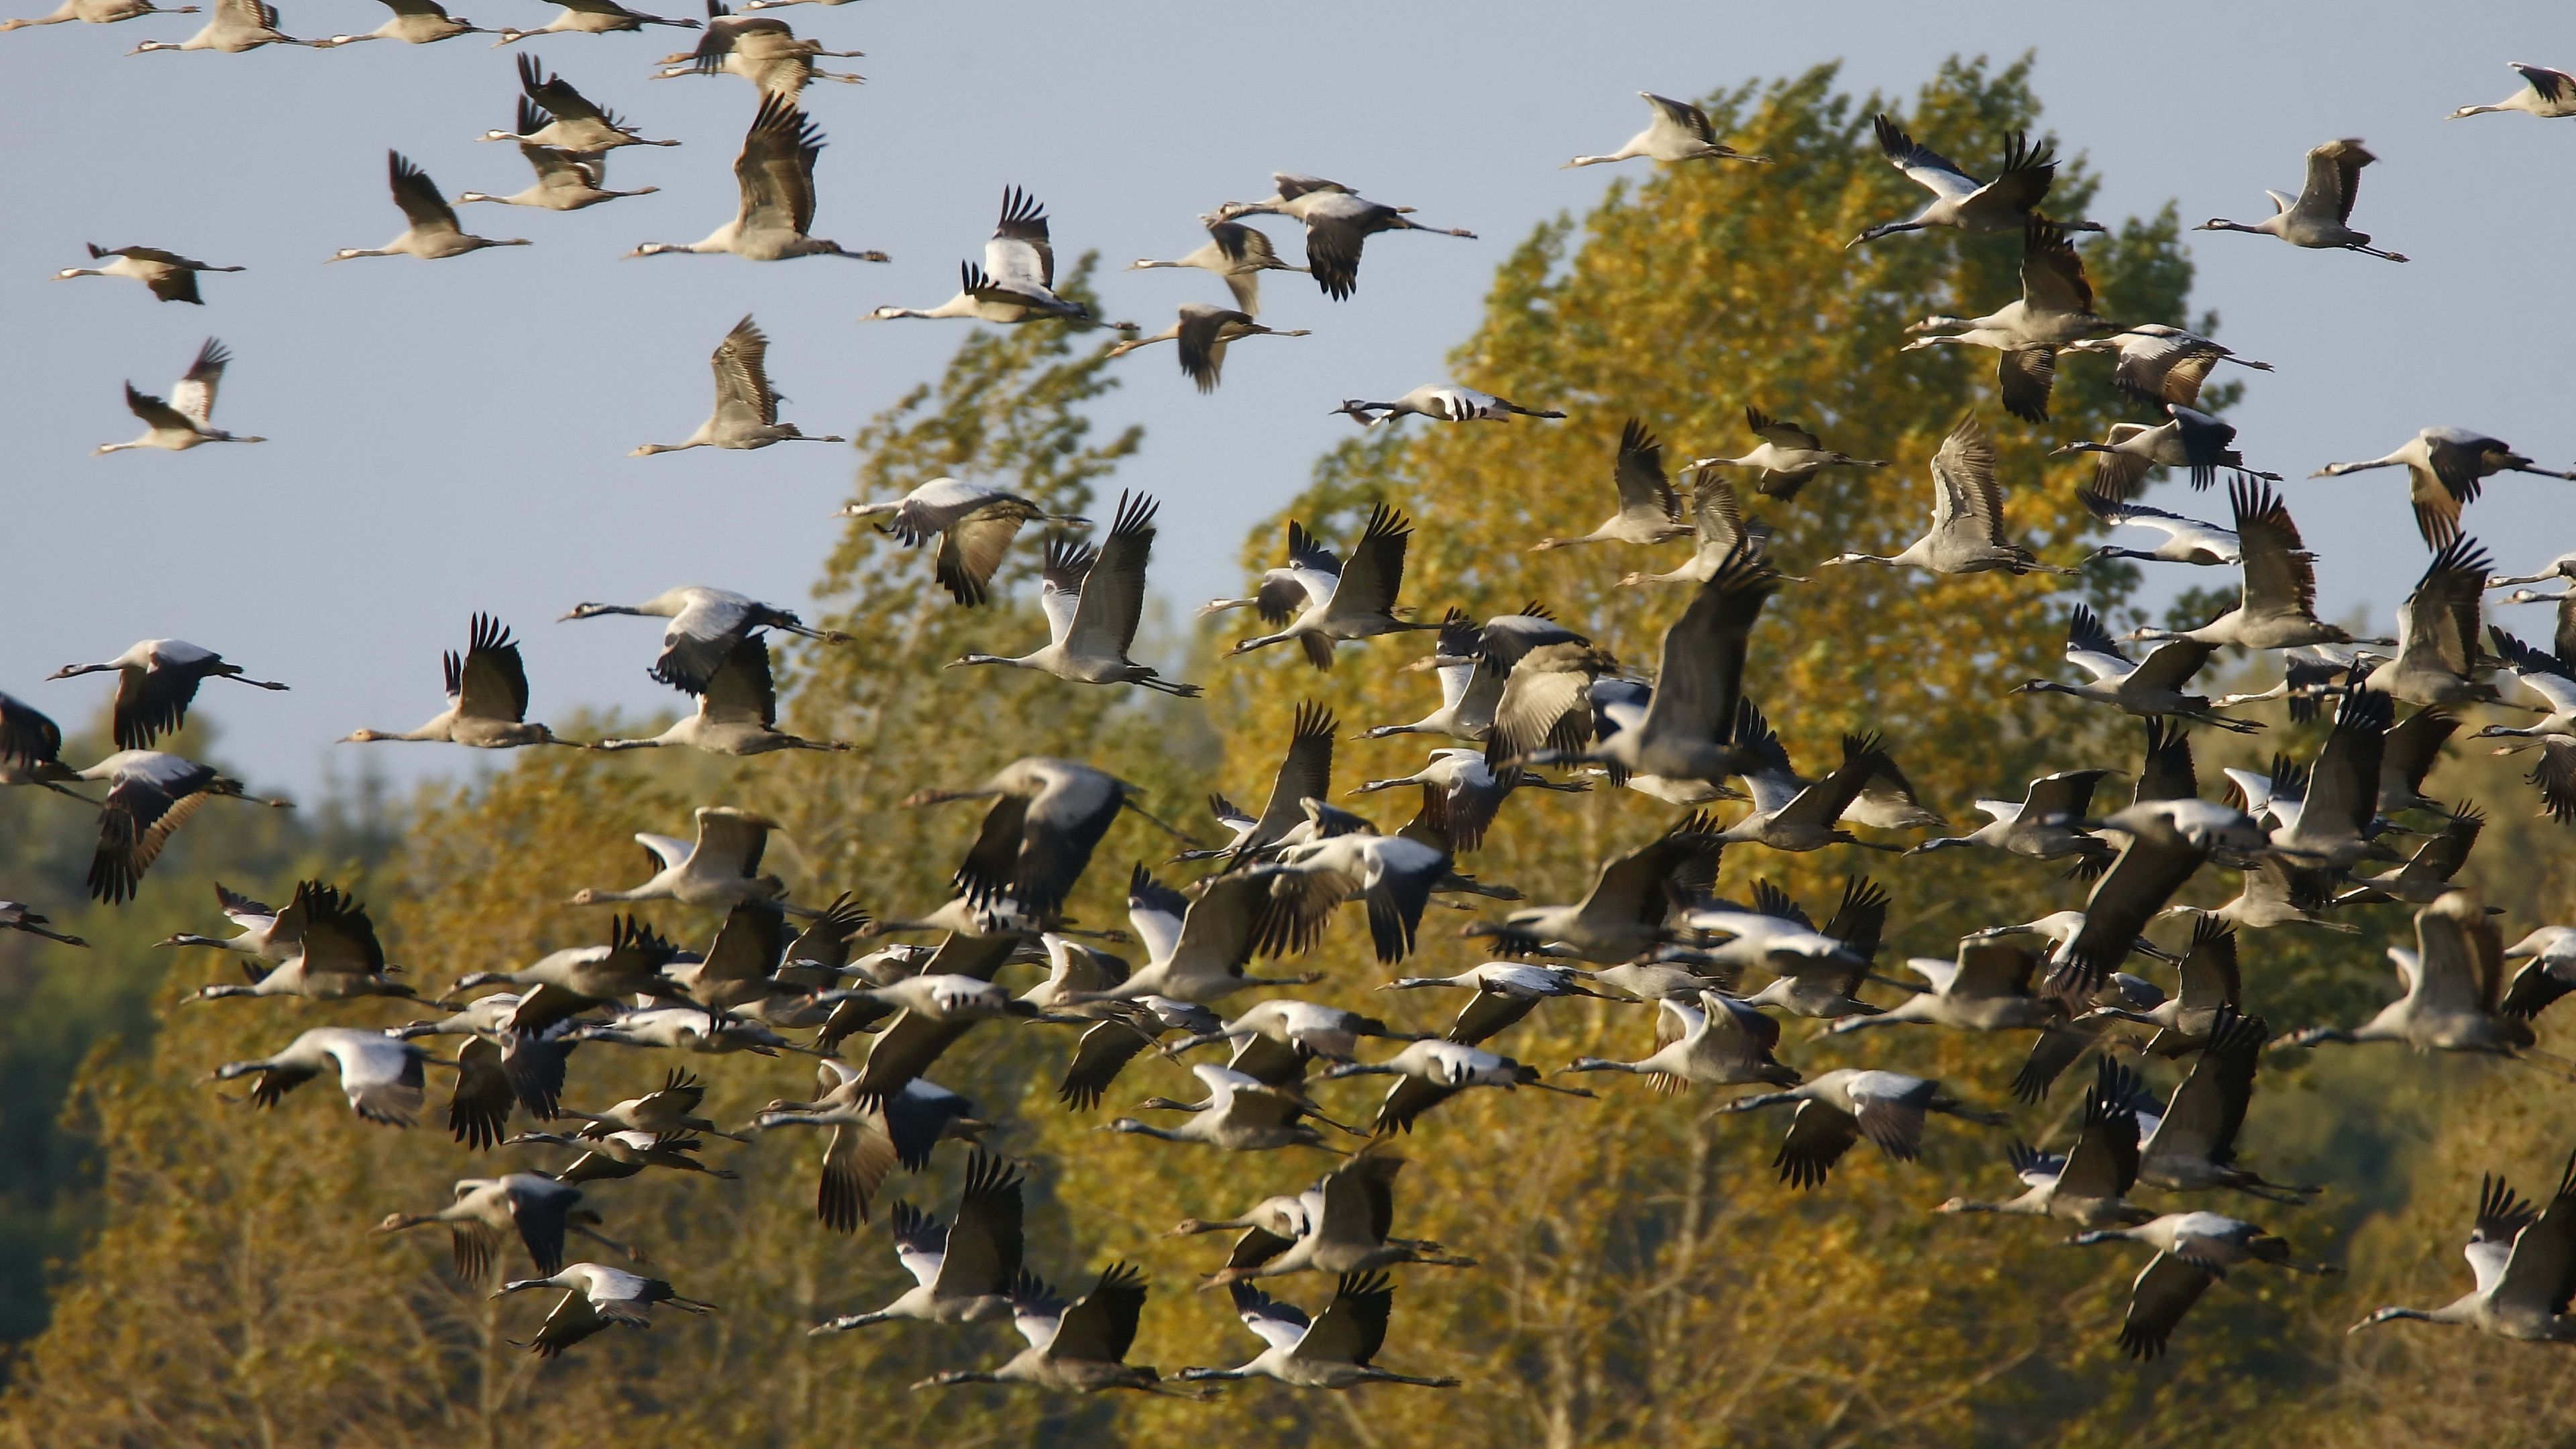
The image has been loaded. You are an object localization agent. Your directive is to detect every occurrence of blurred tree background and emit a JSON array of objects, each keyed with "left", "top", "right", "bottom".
[{"left": 4, "top": 60, "right": 2570, "bottom": 1448}]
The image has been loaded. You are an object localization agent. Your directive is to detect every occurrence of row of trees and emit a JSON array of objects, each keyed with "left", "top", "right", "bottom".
[{"left": 5, "top": 58, "right": 2568, "bottom": 1447}]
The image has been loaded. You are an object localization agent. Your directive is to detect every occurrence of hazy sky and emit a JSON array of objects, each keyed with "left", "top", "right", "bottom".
[{"left": 3, "top": 1, "right": 2571, "bottom": 799}]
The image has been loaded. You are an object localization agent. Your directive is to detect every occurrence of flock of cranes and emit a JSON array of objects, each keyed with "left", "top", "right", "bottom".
[{"left": 8, "top": 7, "right": 2576, "bottom": 1402}]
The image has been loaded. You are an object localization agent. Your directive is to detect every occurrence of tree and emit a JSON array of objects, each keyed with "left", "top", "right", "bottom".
[{"left": 0, "top": 714, "right": 392, "bottom": 1347}]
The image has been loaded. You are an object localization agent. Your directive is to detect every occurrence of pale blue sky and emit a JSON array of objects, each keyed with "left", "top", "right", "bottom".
[{"left": 3, "top": 1, "right": 2571, "bottom": 798}]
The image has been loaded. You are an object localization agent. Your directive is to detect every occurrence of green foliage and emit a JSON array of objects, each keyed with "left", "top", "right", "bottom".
[{"left": 0, "top": 716, "right": 394, "bottom": 1346}]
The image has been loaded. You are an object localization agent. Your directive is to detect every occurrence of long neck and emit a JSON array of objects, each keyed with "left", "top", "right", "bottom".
[
  {"left": 1118, "top": 1123, "right": 1191, "bottom": 1143},
  {"left": 1565, "top": 1057, "right": 1646, "bottom": 1075}
]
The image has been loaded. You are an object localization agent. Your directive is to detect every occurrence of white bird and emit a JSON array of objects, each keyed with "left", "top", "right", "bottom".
[
  {"left": 496, "top": 1263, "right": 716, "bottom": 1358},
  {"left": 376, "top": 1173, "right": 629, "bottom": 1281},
  {"left": 627, "top": 95, "right": 884, "bottom": 261},
  {"left": 2312, "top": 427, "right": 2572, "bottom": 549},
  {"left": 865, "top": 188, "right": 1120, "bottom": 326},
  {"left": 340, "top": 614, "right": 580, "bottom": 749},
  {"left": 458, "top": 142, "right": 655, "bottom": 210},
  {"left": 2125, "top": 481, "right": 2370, "bottom": 652},
  {"left": 329, "top": 152, "right": 529, "bottom": 262},
  {"left": 1900, "top": 219, "right": 2114, "bottom": 423},
  {"left": 910, "top": 1262, "right": 1201, "bottom": 1397},
  {"left": 631, "top": 315, "right": 844, "bottom": 455},
  {"left": 1689, "top": 405, "right": 1888, "bottom": 502},
  {"left": 1529, "top": 419, "right": 1688, "bottom": 551},
  {"left": 1833, "top": 936, "right": 2058, "bottom": 1035},
  {"left": 839, "top": 478, "right": 1087, "bottom": 608},
  {"left": 2350, "top": 1152, "right": 2576, "bottom": 1342},
  {"left": 1381, "top": 960, "right": 1609, "bottom": 1045},
  {"left": 1462, "top": 814, "right": 1716, "bottom": 963},
  {"left": 754, "top": 1070, "right": 989, "bottom": 1230},
  {"left": 185, "top": 881, "right": 424, "bottom": 1004},
  {"left": 1566, "top": 91, "right": 1769, "bottom": 168},
  {"left": 1562, "top": 990, "right": 1798, "bottom": 1091},
  {"left": 562, "top": 584, "right": 831, "bottom": 693},
  {"left": 1171, "top": 999, "right": 1424, "bottom": 1073},
  {"left": 2055, "top": 405, "right": 2271, "bottom": 498},
  {"left": 1715, "top": 1068, "right": 2008, "bottom": 1189},
  {"left": 2061, "top": 325, "right": 2271, "bottom": 409},
  {"left": 1934, "top": 1060, "right": 2149, "bottom": 1226},
  {"left": 568, "top": 806, "right": 790, "bottom": 910},
  {"left": 2196, "top": 138, "right": 2407, "bottom": 261},
  {"left": 2362, "top": 538, "right": 2497, "bottom": 707},
  {"left": 1224, "top": 504, "right": 1436, "bottom": 668},
  {"left": 53, "top": 243, "right": 240, "bottom": 303},
  {"left": 1820, "top": 414, "right": 2072, "bottom": 575},
  {"left": 1179, "top": 1273, "right": 1460, "bottom": 1391},
  {"left": 1067, "top": 866, "right": 1328, "bottom": 1006},
  {"left": 2451, "top": 62, "right": 2576, "bottom": 120},
  {"left": 1329, "top": 384, "right": 1562, "bottom": 427},
  {"left": 651, "top": 1, "right": 861, "bottom": 95},
  {"left": 2121, "top": 1007, "right": 2320, "bottom": 1199},
  {"left": 949, "top": 493, "right": 1201, "bottom": 695},
  {"left": 50, "top": 638, "right": 286, "bottom": 749},
  {"left": 2500, "top": 927, "right": 2576, "bottom": 1024},
  {"left": 126, "top": 0, "right": 301, "bottom": 50},
  {"left": 1215, "top": 172, "right": 1477, "bottom": 301},
  {"left": 1351, "top": 747, "right": 1580, "bottom": 853},
  {"left": 594, "top": 636, "right": 850, "bottom": 755},
  {"left": 154, "top": 882, "right": 291, "bottom": 960},
  {"left": 2284, "top": 890, "right": 2536, "bottom": 1058},
  {"left": 1129, "top": 217, "right": 1306, "bottom": 317},
  {"left": 2261, "top": 688, "right": 2392, "bottom": 869},
  {"left": 1, "top": 0, "right": 193, "bottom": 30},
  {"left": 484, "top": 57, "right": 679, "bottom": 151},
  {"left": 1104, "top": 1063, "right": 1341, "bottom": 1152},
  {"left": 215, "top": 1027, "right": 440, "bottom": 1126},
  {"left": 2479, "top": 629, "right": 2576, "bottom": 751},
  {"left": 1353, "top": 614, "right": 1495, "bottom": 742},
  {"left": 1907, "top": 767, "right": 2115, "bottom": 868},
  {"left": 1851, "top": 116, "right": 2101, "bottom": 245},
  {"left": 2071, "top": 1211, "right": 2336, "bottom": 1359},
  {"left": 74, "top": 749, "right": 289, "bottom": 902},
  {"left": 314, "top": 0, "right": 484, "bottom": 44},
  {"left": 2079, "top": 490, "right": 2239, "bottom": 566},
  {"left": 2012, "top": 604, "right": 2252, "bottom": 731},
  {"left": 492, "top": 0, "right": 696, "bottom": 44},
  {"left": 1106, "top": 304, "right": 1307, "bottom": 393},
  {"left": 1318, "top": 1038, "right": 1594, "bottom": 1135},
  {"left": 906, "top": 747, "right": 1148, "bottom": 907},
  {"left": 95, "top": 338, "right": 264, "bottom": 454},
  {"left": 808, "top": 1151, "right": 1022, "bottom": 1333}
]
